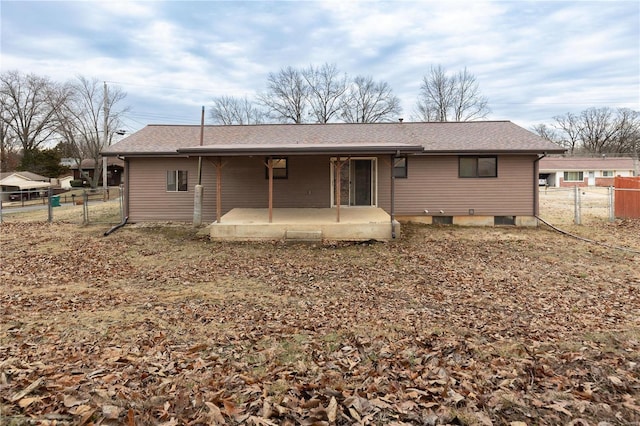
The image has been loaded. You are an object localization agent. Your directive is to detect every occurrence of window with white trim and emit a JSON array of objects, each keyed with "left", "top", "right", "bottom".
[
  {"left": 602, "top": 171, "right": 614, "bottom": 177},
  {"left": 167, "top": 170, "right": 188, "bottom": 191},
  {"left": 563, "top": 171, "right": 583, "bottom": 182}
]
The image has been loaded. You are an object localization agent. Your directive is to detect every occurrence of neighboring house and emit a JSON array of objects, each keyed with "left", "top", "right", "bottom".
[
  {"left": 60, "top": 158, "right": 76, "bottom": 168},
  {"left": 0, "top": 171, "right": 51, "bottom": 202},
  {"left": 70, "top": 158, "right": 125, "bottom": 186},
  {"left": 102, "top": 121, "right": 564, "bottom": 239},
  {"left": 539, "top": 157, "right": 637, "bottom": 187}
]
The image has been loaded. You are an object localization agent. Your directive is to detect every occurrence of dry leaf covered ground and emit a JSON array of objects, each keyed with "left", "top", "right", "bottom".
[{"left": 1, "top": 210, "right": 640, "bottom": 425}]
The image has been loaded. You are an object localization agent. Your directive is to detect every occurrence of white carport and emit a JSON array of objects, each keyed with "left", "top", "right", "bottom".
[{"left": 0, "top": 174, "right": 51, "bottom": 201}]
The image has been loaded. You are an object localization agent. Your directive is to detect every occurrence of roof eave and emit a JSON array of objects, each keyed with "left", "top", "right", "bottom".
[
  {"left": 176, "top": 145, "right": 425, "bottom": 156},
  {"left": 101, "top": 152, "right": 190, "bottom": 157},
  {"left": 420, "top": 148, "right": 566, "bottom": 155}
]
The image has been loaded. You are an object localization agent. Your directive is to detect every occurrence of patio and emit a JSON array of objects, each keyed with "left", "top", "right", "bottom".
[{"left": 207, "top": 208, "right": 399, "bottom": 241}]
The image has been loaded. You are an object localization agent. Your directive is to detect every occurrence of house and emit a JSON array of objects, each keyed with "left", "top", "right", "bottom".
[
  {"left": 70, "top": 157, "right": 125, "bottom": 186},
  {"left": 0, "top": 171, "right": 51, "bottom": 202},
  {"left": 101, "top": 121, "right": 565, "bottom": 240},
  {"left": 539, "top": 157, "right": 637, "bottom": 187}
]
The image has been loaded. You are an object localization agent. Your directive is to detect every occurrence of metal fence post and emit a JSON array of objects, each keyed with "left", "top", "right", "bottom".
[
  {"left": 48, "top": 187, "right": 53, "bottom": 223},
  {"left": 83, "top": 191, "right": 89, "bottom": 224},
  {"left": 608, "top": 186, "right": 615, "bottom": 222},
  {"left": 574, "top": 185, "right": 582, "bottom": 225}
]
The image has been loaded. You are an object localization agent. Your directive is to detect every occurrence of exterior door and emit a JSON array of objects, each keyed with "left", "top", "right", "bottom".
[
  {"left": 352, "top": 160, "right": 372, "bottom": 205},
  {"left": 331, "top": 158, "right": 376, "bottom": 206}
]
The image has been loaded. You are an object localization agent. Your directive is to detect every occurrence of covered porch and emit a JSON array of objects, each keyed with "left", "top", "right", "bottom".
[{"left": 206, "top": 207, "right": 399, "bottom": 241}]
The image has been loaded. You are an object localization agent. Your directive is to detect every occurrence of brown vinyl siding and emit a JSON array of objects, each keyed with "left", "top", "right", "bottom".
[
  {"left": 128, "top": 157, "right": 217, "bottom": 222},
  {"left": 220, "top": 156, "right": 331, "bottom": 209},
  {"left": 385, "top": 155, "right": 536, "bottom": 216},
  {"left": 128, "top": 156, "right": 332, "bottom": 222},
  {"left": 127, "top": 154, "right": 536, "bottom": 222}
]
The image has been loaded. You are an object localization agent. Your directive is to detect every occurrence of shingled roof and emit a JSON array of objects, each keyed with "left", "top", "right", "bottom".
[
  {"left": 540, "top": 157, "right": 635, "bottom": 171},
  {"left": 102, "top": 121, "right": 565, "bottom": 156}
]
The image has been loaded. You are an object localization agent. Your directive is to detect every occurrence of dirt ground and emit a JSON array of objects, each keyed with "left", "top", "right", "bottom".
[{"left": 1, "top": 198, "right": 639, "bottom": 425}]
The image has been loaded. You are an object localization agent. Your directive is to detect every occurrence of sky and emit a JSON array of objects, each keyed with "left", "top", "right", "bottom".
[{"left": 1, "top": 0, "right": 639, "bottom": 135}]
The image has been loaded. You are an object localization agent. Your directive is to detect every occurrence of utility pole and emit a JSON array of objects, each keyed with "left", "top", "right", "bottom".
[{"left": 103, "top": 81, "right": 109, "bottom": 191}]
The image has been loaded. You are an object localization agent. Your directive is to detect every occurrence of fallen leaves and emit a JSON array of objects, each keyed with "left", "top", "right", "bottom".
[{"left": 1, "top": 221, "right": 639, "bottom": 424}]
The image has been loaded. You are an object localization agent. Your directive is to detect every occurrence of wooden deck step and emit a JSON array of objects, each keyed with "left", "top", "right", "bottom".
[{"left": 285, "top": 230, "right": 323, "bottom": 241}]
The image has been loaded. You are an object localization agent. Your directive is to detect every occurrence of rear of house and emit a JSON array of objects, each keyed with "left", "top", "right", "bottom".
[{"left": 103, "top": 121, "right": 565, "bottom": 239}]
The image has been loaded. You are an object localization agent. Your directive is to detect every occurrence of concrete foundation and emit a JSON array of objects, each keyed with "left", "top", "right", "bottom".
[
  {"left": 397, "top": 215, "right": 539, "bottom": 227},
  {"left": 208, "top": 208, "right": 399, "bottom": 241}
]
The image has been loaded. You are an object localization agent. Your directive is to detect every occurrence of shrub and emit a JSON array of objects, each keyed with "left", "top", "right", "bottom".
[{"left": 70, "top": 179, "right": 85, "bottom": 188}]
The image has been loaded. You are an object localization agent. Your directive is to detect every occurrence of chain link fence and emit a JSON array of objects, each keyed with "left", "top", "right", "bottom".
[
  {"left": 538, "top": 186, "right": 636, "bottom": 226},
  {"left": 2, "top": 185, "right": 636, "bottom": 227},
  {"left": 0, "top": 187, "right": 124, "bottom": 225}
]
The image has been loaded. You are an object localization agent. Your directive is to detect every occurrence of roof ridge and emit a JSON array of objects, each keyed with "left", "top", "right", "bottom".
[{"left": 145, "top": 120, "right": 513, "bottom": 129}]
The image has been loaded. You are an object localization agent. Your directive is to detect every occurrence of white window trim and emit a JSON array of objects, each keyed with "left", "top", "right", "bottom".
[
  {"left": 166, "top": 170, "right": 188, "bottom": 192},
  {"left": 329, "top": 157, "right": 378, "bottom": 207},
  {"left": 563, "top": 171, "right": 584, "bottom": 182}
]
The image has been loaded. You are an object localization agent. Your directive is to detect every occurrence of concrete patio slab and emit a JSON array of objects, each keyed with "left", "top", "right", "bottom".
[{"left": 207, "top": 208, "right": 399, "bottom": 241}]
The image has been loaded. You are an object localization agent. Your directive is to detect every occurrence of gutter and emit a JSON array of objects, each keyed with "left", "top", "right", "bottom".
[
  {"left": 177, "top": 145, "right": 425, "bottom": 156},
  {"left": 533, "top": 153, "right": 546, "bottom": 217},
  {"left": 124, "top": 157, "right": 130, "bottom": 219}
]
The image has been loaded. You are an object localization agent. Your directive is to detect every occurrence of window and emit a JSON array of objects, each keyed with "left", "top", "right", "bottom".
[
  {"left": 494, "top": 216, "right": 516, "bottom": 226},
  {"left": 602, "top": 170, "right": 614, "bottom": 177},
  {"left": 432, "top": 216, "right": 453, "bottom": 225},
  {"left": 563, "top": 171, "right": 583, "bottom": 182},
  {"left": 265, "top": 157, "right": 288, "bottom": 179},
  {"left": 459, "top": 156, "right": 497, "bottom": 178},
  {"left": 393, "top": 156, "right": 408, "bottom": 178},
  {"left": 167, "top": 170, "right": 188, "bottom": 191}
]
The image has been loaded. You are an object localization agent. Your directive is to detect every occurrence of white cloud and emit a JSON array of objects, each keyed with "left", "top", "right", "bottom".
[{"left": 1, "top": 0, "right": 638, "bottom": 132}]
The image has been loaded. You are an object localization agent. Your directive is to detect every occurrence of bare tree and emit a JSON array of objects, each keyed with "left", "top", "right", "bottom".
[
  {"left": 340, "top": 75, "right": 401, "bottom": 123},
  {"left": 578, "top": 107, "right": 618, "bottom": 154},
  {"left": 258, "top": 66, "right": 308, "bottom": 123},
  {"left": 531, "top": 123, "right": 561, "bottom": 144},
  {"left": 606, "top": 108, "right": 640, "bottom": 155},
  {"left": 55, "top": 77, "right": 127, "bottom": 188},
  {"left": 302, "top": 63, "right": 348, "bottom": 123},
  {"left": 415, "top": 65, "right": 490, "bottom": 122},
  {"left": 0, "top": 70, "right": 68, "bottom": 155},
  {"left": 552, "top": 112, "right": 582, "bottom": 155},
  {"left": 210, "top": 96, "right": 265, "bottom": 125},
  {"left": 0, "top": 94, "right": 19, "bottom": 173},
  {"left": 551, "top": 108, "right": 640, "bottom": 155}
]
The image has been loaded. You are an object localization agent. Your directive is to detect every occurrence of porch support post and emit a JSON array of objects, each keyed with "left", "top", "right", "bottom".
[
  {"left": 214, "top": 157, "right": 223, "bottom": 223},
  {"left": 267, "top": 157, "right": 273, "bottom": 223},
  {"left": 335, "top": 157, "right": 342, "bottom": 223},
  {"left": 390, "top": 154, "right": 396, "bottom": 238}
]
